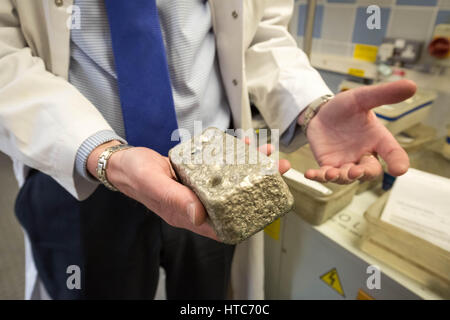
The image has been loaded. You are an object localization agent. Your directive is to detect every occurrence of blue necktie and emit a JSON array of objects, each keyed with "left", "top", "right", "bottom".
[{"left": 105, "top": 0, "right": 179, "bottom": 155}]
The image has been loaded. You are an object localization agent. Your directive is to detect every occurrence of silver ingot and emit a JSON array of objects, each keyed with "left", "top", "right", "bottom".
[{"left": 169, "top": 127, "right": 294, "bottom": 244}]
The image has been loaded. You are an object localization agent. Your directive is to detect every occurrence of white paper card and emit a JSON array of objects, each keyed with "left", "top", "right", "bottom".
[{"left": 381, "top": 168, "right": 450, "bottom": 252}]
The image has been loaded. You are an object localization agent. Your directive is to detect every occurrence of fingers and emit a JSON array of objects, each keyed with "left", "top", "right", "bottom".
[
  {"left": 151, "top": 174, "right": 208, "bottom": 227},
  {"left": 190, "top": 221, "right": 219, "bottom": 242},
  {"left": 375, "top": 133, "right": 410, "bottom": 176},
  {"left": 258, "top": 144, "right": 274, "bottom": 156},
  {"left": 305, "top": 155, "right": 383, "bottom": 184},
  {"left": 323, "top": 163, "right": 357, "bottom": 184},
  {"left": 350, "top": 154, "right": 383, "bottom": 182},
  {"left": 151, "top": 176, "right": 221, "bottom": 241},
  {"left": 305, "top": 165, "right": 333, "bottom": 183},
  {"left": 306, "top": 164, "right": 356, "bottom": 184},
  {"left": 325, "top": 167, "right": 340, "bottom": 181},
  {"left": 347, "top": 164, "right": 365, "bottom": 180},
  {"left": 279, "top": 159, "right": 291, "bottom": 174},
  {"left": 382, "top": 148, "right": 409, "bottom": 176},
  {"left": 334, "top": 163, "right": 357, "bottom": 184},
  {"left": 350, "top": 79, "right": 417, "bottom": 111},
  {"left": 257, "top": 144, "right": 291, "bottom": 174}
]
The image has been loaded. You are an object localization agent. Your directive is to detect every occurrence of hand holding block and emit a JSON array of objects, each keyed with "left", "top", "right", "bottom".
[{"left": 169, "top": 127, "right": 294, "bottom": 244}]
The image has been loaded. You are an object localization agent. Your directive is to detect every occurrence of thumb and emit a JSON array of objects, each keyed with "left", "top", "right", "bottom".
[
  {"left": 350, "top": 79, "right": 417, "bottom": 111},
  {"left": 153, "top": 175, "right": 208, "bottom": 227}
]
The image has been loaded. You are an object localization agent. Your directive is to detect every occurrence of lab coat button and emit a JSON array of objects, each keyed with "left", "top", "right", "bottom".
[
  {"left": 232, "top": 11, "right": 238, "bottom": 19},
  {"left": 232, "top": 79, "right": 238, "bottom": 86},
  {"left": 55, "top": 0, "right": 64, "bottom": 7}
]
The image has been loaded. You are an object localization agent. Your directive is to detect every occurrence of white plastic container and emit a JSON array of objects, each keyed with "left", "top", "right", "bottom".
[
  {"left": 280, "top": 146, "right": 358, "bottom": 225},
  {"left": 374, "top": 89, "right": 437, "bottom": 135},
  {"left": 409, "top": 138, "right": 450, "bottom": 179},
  {"left": 395, "top": 123, "right": 437, "bottom": 154},
  {"left": 361, "top": 192, "right": 450, "bottom": 298}
]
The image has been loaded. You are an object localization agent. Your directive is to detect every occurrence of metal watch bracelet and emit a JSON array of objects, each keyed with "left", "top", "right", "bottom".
[
  {"left": 96, "top": 144, "right": 133, "bottom": 192},
  {"left": 301, "top": 94, "right": 334, "bottom": 136}
]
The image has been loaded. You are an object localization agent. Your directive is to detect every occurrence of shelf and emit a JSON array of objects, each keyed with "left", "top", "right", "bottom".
[{"left": 311, "top": 53, "right": 378, "bottom": 80}]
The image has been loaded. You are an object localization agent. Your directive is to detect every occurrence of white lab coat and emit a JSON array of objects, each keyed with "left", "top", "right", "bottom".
[{"left": 0, "top": 0, "right": 331, "bottom": 299}]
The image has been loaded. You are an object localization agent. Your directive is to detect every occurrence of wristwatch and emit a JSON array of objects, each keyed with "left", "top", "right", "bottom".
[
  {"left": 96, "top": 144, "right": 133, "bottom": 191},
  {"left": 300, "top": 94, "right": 334, "bottom": 136}
]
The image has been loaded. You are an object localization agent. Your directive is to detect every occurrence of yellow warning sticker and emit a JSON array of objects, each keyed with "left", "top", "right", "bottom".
[
  {"left": 320, "top": 268, "right": 345, "bottom": 297},
  {"left": 356, "top": 288, "right": 375, "bottom": 300},
  {"left": 348, "top": 68, "right": 365, "bottom": 78},
  {"left": 264, "top": 218, "right": 280, "bottom": 240},
  {"left": 353, "top": 44, "right": 378, "bottom": 62}
]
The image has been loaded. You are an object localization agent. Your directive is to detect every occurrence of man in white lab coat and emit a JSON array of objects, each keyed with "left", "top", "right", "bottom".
[{"left": 0, "top": 0, "right": 415, "bottom": 299}]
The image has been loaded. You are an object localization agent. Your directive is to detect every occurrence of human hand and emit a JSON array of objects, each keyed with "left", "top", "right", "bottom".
[
  {"left": 299, "top": 80, "right": 417, "bottom": 184},
  {"left": 87, "top": 140, "right": 290, "bottom": 241},
  {"left": 87, "top": 141, "right": 218, "bottom": 240}
]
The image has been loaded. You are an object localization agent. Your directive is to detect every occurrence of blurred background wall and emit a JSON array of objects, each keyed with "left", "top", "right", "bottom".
[{"left": 292, "top": 0, "right": 450, "bottom": 59}]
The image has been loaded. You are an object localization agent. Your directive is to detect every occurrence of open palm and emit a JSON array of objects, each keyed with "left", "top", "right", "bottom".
[{"left": 304, "top": 80, "right": 417, "bottom": 184}]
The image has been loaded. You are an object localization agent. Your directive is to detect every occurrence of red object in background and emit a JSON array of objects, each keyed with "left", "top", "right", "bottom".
[
  {"left": 428, "top": 37, "right": 450, "bottom": 59},
  {"left": 392, "top": 69, "right": 405, "bottom": 77}
]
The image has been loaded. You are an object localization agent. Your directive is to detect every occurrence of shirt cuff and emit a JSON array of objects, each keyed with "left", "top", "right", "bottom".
[
  {"left": 75, "top": 130, "right": 127, "bottom": 182},
  {"left": 279, "top": 116, "right": 308, "bottom": 153}
]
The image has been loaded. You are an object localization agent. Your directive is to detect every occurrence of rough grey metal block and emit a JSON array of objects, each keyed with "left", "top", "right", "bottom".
[{"left": 169, "top": 127, "right": 294, "bottom": 244}]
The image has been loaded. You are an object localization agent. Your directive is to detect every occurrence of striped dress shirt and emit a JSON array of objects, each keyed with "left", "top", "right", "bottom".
[{"left": 70, "top": 0, "right": 231, "bottom": 181}]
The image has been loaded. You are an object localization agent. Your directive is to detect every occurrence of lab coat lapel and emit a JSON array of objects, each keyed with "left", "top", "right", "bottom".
[
  {"left": 42, "top": 0, "right": 73, "bottom": 79},
  {"left": 208, "top": 0, "right": 247, "bottom": 131},
  {"left": 209, "top": 0, "right": 264, "bottom": 300}
]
